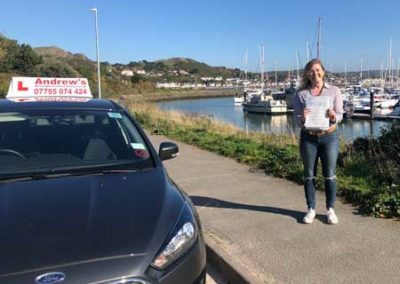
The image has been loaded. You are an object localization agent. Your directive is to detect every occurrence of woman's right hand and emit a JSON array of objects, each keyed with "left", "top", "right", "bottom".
[{"left": 301, "top": 108, "right": 310, "bottom": 125}]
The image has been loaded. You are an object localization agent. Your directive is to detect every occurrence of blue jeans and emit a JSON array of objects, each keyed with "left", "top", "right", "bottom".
[{"left": 300, "top": 129, "right": 339, "bottom": 210}]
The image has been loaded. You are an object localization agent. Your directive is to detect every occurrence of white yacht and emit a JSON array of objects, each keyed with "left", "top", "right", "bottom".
[
  {"left": 242, "top": 91, "right": 287, "bottom": 114},
  {"left": 269, "top": 80, "right": 299, "bottom": 110},
  {"left": 241, "top": 46, "right": 287, "bottom": 114},
  {"left": 234, "top": 93, "right": 245, "bottom": 105},
  {"left": 234, "top": 80, "right": 258, "bottom": 105},
  {"left": 389, "top": 100, "right": 400, "bottom": 116}
]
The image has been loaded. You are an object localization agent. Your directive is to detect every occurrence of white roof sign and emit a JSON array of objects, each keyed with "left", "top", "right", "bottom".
[{"left": 6, "top": 77, "right": 93, "bottom": 102}]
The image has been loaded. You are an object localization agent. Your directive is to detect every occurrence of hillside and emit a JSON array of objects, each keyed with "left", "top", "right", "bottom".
[
  {"left": 35, "top": 46, "right": 75, "bottom": 59},
  {"left": 156, "top": 57, "right": 241, "bottom": 78},
  {"left": 0, "top": 35, "right": 244, "bottom": 98},
  {"left": 120, "top": 57, "right": 242, "bottom": 80}
]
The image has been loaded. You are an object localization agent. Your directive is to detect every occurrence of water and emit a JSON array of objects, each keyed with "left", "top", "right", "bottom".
[{"left": 156, "top": 97, "right": 391, "bottom": 142}]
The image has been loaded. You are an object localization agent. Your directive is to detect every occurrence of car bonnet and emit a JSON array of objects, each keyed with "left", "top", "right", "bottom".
[{"left": 0, "top": 167, "right": 185, "bottom": 277}]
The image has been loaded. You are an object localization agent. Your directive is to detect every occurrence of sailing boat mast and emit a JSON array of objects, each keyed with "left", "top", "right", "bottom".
[
  {"left": 344, "top": 58, "right": 347, "bottom": 87},
  {"left": 397, "top": 57, "right": 400, "bottom": 88},
  {"left": 296, "top": 48, "right": 300, "bottom": 82},
  {"left": 244, "top": 48, "right": 248, "bottom": 82},
  {"left": 317, "top": 17, "right": 322, "bottom": 59},
  {"left": 360, "top": 56, "right": 363, "bottom": 85},
  {"left": 260, "top": 46, "right": 265, "bottom": 90},
  {"left": 390, "top": 39, "right": 392, "bottom": 87}
]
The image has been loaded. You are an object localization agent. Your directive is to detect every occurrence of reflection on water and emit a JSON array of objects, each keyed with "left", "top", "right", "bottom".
[
  {"left": 337, "top": 119, "right": 381, "bottom": 141},
  {"left": 243, "top": 112, "right": 295, "bottom": 136},
  {"left": 157, "top": 97, "right": 391, "bottom": 142}
]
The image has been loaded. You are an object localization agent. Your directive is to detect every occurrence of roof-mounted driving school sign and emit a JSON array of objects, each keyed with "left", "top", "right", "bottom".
[{"left": 6, "top": 77, "right": 93, "bottom": 102}]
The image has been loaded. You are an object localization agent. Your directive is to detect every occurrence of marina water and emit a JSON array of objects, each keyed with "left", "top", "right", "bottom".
[{"left": 156, "top": 97, "right": 391, "bottom": 142}]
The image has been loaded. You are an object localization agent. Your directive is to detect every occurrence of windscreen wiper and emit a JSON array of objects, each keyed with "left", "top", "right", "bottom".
[
  {"left": 0, "top": 172, "right": 71, "bottom": 182},
  {"left": 0, "top": 162, "right": 146, "bottom": 182},
  {"left": 0, "top": 175, "right": 34, "bottom": 183}
]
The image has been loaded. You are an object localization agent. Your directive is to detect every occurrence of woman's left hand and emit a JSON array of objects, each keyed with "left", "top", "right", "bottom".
[{"left": 326, "top": 109, "right": 336, "bottom": 122}]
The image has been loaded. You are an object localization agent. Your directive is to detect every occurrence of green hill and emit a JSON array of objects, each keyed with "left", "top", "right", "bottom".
[
  {"left": 156, "top": 57, "right": 241, "bottom": 78},
  {"left": 0, "top": 35, "right": 243, "bottom": 99},
  {"left": 0, "top": 36, "right": 142, "bottom": 98},
  {"left": 1, "top": 35, "right": 245, "bottom": 99},
  {"left": 124, "top": 57, "right": 241, "bottom": 80}
]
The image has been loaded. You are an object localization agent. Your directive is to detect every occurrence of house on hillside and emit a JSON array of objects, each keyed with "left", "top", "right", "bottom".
[
  {"left": 156, "top": 82, "right": 179, "bottom": 88},
  {"left": 135, "top": 70, "right": 146, "bottom": 75},
  {"left": 149, "top": 72, "right": 164, "bottom": 77},
  {"left": 179, "top": 70, "right": 189, "bottom": 75},
  {"left": 200, "top": 77, "right": 213, "bottom": 82},
  {"left": 121, "top": 70, "right": 134, "bottom": 76}
]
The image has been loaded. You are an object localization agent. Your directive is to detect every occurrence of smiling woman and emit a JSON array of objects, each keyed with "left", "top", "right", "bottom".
[{"left": 294, "top": 58, "right": 344, "bottom": 225}]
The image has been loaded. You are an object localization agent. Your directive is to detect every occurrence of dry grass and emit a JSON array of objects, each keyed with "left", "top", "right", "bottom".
[{"left": 126, "top": 100, "right": 298, "bottom": 147}]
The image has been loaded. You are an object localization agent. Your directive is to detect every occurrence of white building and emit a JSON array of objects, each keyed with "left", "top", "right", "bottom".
[
  {"left": 156, "top": 82, "right": 179, "bottom": 88},
  {"left": 179, "top": 70, "right": 189, "bottom": 75},
  {"left": 135, "top": 70, "right": 146, "bottom": 75},
  {"left": 121, "top": 70, "right": 134, "bottom": 76}
]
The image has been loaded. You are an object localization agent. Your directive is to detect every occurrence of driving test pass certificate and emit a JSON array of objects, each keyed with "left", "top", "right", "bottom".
[{"left": 304, "top": 96, "right": 330, "bottom": 130}]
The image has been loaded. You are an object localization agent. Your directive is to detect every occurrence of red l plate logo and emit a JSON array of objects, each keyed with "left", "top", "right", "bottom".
[{"left": 18, "top": 81, "right": 28, "bottom": 91}]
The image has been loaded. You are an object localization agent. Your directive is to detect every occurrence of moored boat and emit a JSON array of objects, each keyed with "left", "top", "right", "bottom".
[{"left": 242, "top": 91, "right": 287, "bottom": 114}]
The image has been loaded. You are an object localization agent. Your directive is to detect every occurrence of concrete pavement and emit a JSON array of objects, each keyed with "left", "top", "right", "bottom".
[{"left": 150, "top": 134, "right": 400, "bottom": 284}]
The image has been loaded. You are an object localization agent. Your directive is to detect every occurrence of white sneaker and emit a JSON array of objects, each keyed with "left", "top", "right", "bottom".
[
  {"left": 303, "top": 209, "right": 316, "bottom": 224},
  {"left": 327, "top": 208, "right": 338, "bottom": 224}
]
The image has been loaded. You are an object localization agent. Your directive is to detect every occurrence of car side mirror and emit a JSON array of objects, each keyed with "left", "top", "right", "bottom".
[{"left": 159, "top": 142, "right": 179, "bottom": 161}]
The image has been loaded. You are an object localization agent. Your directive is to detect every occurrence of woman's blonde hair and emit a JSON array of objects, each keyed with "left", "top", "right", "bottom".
[{"left": 300, "top": 58, "right": 326, "bottom": 90}]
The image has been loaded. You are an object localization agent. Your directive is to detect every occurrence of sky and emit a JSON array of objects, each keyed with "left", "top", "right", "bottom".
[{"left": 2, "top": 0, "right": 400, "bottom": 72}]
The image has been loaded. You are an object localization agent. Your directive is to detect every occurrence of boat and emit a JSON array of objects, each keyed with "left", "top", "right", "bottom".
[
  {"left": 389, "top": 100, "right": 400, "bottom": 116},
  {"left": 378, "top": 96, "right": 399, "bottom": 109},
  {"left": 267, "top": 88, "right": 295, "bottom": 110},
  {"left": 242, "top": 91, "right": 287, "bottom": 114},
  {"left": 234, "top": 49, "right": 250, "bottom": 105},
  {"left": 344, "top": 98, "right": 371, "bottom": 116},
  {"left": 234, "top": 92, "right": 245, "bottom": 105},
  {"left": 235, "top": 83, "right": 263, "bottom": 105},
  {"left": 282, "top": 80, "right": 299, "bottom": 109},
  {"left": 241, "top": 46, "right": 287, "bottom": 114}
]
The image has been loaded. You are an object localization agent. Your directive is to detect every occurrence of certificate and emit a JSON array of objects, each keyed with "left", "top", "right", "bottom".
[{"left": 304, "top": 96, "right": 330, "bottom": 130}]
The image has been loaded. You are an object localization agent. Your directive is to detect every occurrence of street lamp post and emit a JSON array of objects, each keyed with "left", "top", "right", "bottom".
[{"left": 90, "top": 7, "right": 101, "bottom": 99}]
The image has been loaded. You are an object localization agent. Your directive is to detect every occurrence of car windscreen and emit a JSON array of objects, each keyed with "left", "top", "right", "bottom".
[{"left": 0, "top": 109, "right": 154, "bottom": 178}]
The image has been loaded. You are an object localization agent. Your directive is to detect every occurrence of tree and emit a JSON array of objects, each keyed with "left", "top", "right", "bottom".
[
  {"left": 190, "top": 68, "right": 199, "bottom": 74},
  {"left": 131, "top": 73, "right": 146, "bottom": 85},
  {"left": 32, "top": 60, "right": 79, "bottom": 77},
  {"left": 13, "top": 44, "right": 42, "bottom": 74},
  {"left": 0, "top": 37, "right": 18, "bottom": 72}
]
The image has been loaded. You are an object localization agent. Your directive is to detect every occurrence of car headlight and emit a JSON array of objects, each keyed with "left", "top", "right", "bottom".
[{"left": 151, "top": 203, "right": 197, "bottom": 269}]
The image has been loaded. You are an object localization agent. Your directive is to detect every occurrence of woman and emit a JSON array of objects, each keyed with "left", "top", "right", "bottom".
[{"left": 293, "top": 59, "right": 343, "bottom": 224}]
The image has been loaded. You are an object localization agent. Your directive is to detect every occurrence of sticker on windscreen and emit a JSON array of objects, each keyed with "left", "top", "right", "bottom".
[
  {"left": 131, "top": 143, "right": 146, "bottom": 150},
  {"left": 108, "top": 112, "right": 122, "bottom": 119}
]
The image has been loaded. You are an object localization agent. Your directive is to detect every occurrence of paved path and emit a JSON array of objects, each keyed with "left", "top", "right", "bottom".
[{"left": 150, "top": 134, "right": 400, "bottom": 284}]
